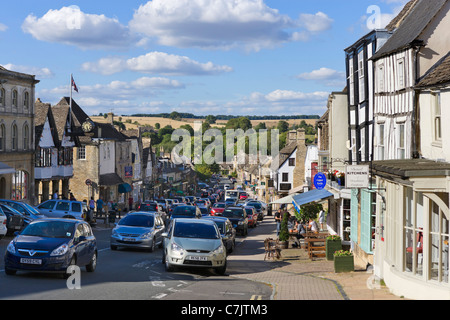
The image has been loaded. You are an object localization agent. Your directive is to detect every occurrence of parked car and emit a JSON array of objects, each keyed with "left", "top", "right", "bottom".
[
  {"left": 35, "top": 200, "right": 85, "bottom": 220},
  {"left": 137, "top": 201, "right": 160, "bottom": 213},
  {"left": 169, "top": 205, "right": 202, "bottom": 220},
  {"left": 0, "top": 210, "right": 7, "bottom": 240},
  {"left": 110, "top": 212, "right": 165, "bottom": 252},
  {"left": 162, "top": 218, "right": 227, "bottom": 275},
  {"left": 0, "top": 200, "right": 46, "bottom": 222},
  {"left": 4, "top": 219, "right": 97, "bottom": 277},
  {"left": 221, "top": 206, "right": 248, "bottom": 236},
  {"left": 198, "top": 207, "right": 209, "bottom": 217},
  {"left": 244, "top": 206, "right": 258, "bottom": 228},
  {"left": 202, "top": 216, "right": 236, "bottom": 254},
  {"left": 0, "top": 203, "right": 26, "bottom": 234},
  {"left": 210, "top": 202, "right": 226, "bottom": 216}
]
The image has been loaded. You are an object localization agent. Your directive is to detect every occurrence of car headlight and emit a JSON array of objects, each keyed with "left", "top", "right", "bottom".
[
  {"left": 212, "top": 245, "right": 224, "bottom": 255},
  {"left": 171, "top": 242, "right": 184, "bottom": 253},
  {"left": 140, "top": 232, "right": 152, "bottom": 239},
  {"left": 7, "top": 241, "right": 16, "bottom": 254},
  {"left": 50, "top": 244, "right": 69, "bottom": 256},
  {"left": 111, "top": 229, "right": 119, "bottom": 237}
]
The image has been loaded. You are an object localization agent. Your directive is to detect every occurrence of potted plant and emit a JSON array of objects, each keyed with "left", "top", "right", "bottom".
[
  {"left": 326, "top": 235, "right": 342, "bottom": 261},
  {"left": 278, "top": 211, "right": 290, "bottom": 249},
  {"left": 333, "top": 250, "right": 354, "bottom": 273},
  {"left": 336, "top": 171, "right": 345, "bottom": 186}
]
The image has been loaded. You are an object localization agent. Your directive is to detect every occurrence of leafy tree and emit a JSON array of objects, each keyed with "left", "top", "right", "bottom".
[
  {"left": 277, "top": 120, "right": 289, "bottom": 133},
  {"left": 155, "top": 123, "right": 160, "bottom": 129},
  {"left": 205, "top": 115, "right": 217, "bottom": 124}
]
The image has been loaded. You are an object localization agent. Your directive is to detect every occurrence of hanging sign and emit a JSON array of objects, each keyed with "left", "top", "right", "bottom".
[{"left": 345, "top": 165, "right": 370, "bottom": 188}]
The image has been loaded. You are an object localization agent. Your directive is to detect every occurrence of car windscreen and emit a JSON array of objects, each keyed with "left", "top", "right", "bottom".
[
  {"left": 247, "top": 202, "right": 261, "bottom": 209},
  {"left": 214, "top": 203, "right": 225, "bottom": 208},
  {"left": 172, "top": 206, "right": 196, "bottom": 217},
  {"left": 212, "top": 221, "right": 225, "bottom": 234},
  {"left": 140, "top": 203, "right": 158, "bottom": 211},
  {"left": 119, "top": 214, "right": 154, "bottom": 228},
  {"left": 173, "top": 222, "right": 220, "bottom": 239},
  {"left": 222, "top": 208, "right": 244, "bottom": 218},
  {"left": 21, "top": 221, "right": 76, "bottom": 238},
  {"left": 245, "top": 208, "right": 254, "bottom": 215}
]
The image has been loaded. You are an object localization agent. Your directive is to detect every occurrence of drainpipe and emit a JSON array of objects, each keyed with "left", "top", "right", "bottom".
[{"left": 411, "top": 42, "right": 424, "bottom": 159}]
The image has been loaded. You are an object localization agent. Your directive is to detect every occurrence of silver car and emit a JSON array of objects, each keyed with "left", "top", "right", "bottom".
[
  {"left": 110, "top": 212, "right": 165, "bottom": 252},
  {"left": 162, "top": 218, "right": 227, "bottom": 275}
]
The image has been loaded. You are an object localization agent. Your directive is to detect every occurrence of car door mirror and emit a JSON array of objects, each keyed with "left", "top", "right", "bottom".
[{"left": 161, "top": 232, "right": 168, "bottom": 238}]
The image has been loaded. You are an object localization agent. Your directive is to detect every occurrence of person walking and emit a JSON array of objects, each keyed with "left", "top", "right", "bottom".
[
  {"left": 275, "top": 208, "right": 283, "bottom": 236},
  {"left": 319, "top": 209, "right": 325, "bottom": 231}
]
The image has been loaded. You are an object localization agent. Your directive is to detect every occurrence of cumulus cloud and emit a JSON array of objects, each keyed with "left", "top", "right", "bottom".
[
  {"left": 0, "top": 23, "right": 8, "bottom": 32},
  {"left": 22, "top": 5, "right": 135, "bottom": 49},
  {"left": 297, "top": 67, "right": 345, "bottom": 87},
  {"left": 2, "top": 64, "right": 54, "bottom": 79},
  {"left": 82, "top": 52, "right": 233, "bottom": 76},
  {"left": 129, "top": 0, "right": 332, "bottom": 51}
]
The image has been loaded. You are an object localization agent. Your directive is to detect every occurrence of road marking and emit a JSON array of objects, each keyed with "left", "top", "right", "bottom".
[
  {"left": 152, "top": 293, "right": 167, "bottom": 299},
  {"left": 250, "top": 295, "right": 262, "bottom": 300}
]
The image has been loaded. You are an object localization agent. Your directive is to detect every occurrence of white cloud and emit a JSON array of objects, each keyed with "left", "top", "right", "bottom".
[
  {"left": 129, "top": 0, "right": 332, "bottom": 51},
  {"left": 297, "top": 67, "right": 345, "bottom": 87},
  {"left": 2, "top": 63, "right": 54, "bottom": 78},
  {"left": 22, "top": 5, "right": 135, "bottom": 49},
  {"left": 82, "top": 52, "right": 233, "bottom": 76},
  {"left": 0, "top": 23, "right": 8, "bottom": 32}
]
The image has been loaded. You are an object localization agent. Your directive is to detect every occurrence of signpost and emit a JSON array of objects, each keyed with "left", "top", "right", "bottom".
[{"left": 345, "top": 165, "right": 370, "bottom": 188}]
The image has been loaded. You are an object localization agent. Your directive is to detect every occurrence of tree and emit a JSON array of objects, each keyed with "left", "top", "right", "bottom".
[
  {"left": 155, "top": 123, "right": 160, "bottom": 129},
  {"left": 225, "top": 117, "right": 252, "bottom": 131},
  {"left": 277, "top": 120, "right": 289, "bottom": 133},
  {"left": 205, "top": 115, "right": 217, "bottom": 124}
]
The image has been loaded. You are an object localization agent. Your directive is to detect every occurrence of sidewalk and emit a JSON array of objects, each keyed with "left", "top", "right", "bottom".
[{"left": 228, "top": 216, "right": 406, "bottom": 300}]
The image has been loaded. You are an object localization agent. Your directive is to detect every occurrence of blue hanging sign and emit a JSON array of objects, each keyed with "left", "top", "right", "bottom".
[{"left": 314, "top": 172, "right": 327, "bottom": 190}]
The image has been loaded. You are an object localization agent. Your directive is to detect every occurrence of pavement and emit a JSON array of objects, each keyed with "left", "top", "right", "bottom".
[{"left": 227, "top": 215, "right": 407, "bottom": 301}]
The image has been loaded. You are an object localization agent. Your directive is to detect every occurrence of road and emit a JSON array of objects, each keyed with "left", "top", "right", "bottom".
[{"left": 0, "top": 212, "right": 273, "bottom": 300}]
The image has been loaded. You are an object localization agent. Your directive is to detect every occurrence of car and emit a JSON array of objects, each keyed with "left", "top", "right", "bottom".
[
  {"left": 245, "top": 201, "right": 264, "bottom": 221},
  {"left": 0, "top": 203, "right": 26, "bottom": 234},
  {"left": 244, "top": 206, "right": 258, "bottom": 228},
  {"left": 210, "top": 202, "right": 226, "bottom": 216},
  {"left": 225, "top": 198, "right": 238, "bottom": 206},
  {"left": 239, "top": 192, "right": 248, "bottom": 200},
  {"left": 137, "top": 201, "right": 160, "bottom": 213},
  {"left": 0, "top": 210, "right": 7, "bottom": 240},
  {"left": 35, "top": 200, "right": 85, "bottom": 220},
  {"left": 169, "top": 205, "right": 202, "bottom": 220},
  {"left": 198, "top": 207, "right": 209, "bottom": 217},
  {"left": 221, "top": 206, "right": 248, "bottom": 236},
  {"left": 154, "top": 199, "right": 168, "bottom": 212},
  {"left": 161, "top": 218, "right": 227, "bottom": 275},
  {"left": 202, "top": 216, "right": 236, "bottom": 254},
  {"left": 0, "top": 200, "right": 47, "bottom": 222},
  {"left": 4, "top": 219, "right": 97, "bottom": 277},
  {"left": 110, "top": 212, "right": 165, "bottom": 252}
]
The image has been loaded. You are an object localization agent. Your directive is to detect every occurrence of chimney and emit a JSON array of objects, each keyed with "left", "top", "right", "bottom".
[{"left": 107, "top": 112, "right": 114, "bottom": 125}]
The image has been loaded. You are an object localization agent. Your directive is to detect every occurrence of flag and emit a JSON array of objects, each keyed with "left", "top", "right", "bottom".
[{"left": 71, "top": 76, "right": 79, "bottom": 93}]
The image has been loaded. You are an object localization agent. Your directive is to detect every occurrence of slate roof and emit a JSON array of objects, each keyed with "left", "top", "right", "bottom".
[
  {"left": 371, "top": 0, "right": 447, "bottom": 60},
  {"left": 416, "top": 52, "right": 450, "bottom": 88}
]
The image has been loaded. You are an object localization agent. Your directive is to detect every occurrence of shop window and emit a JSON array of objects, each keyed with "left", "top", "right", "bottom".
[
  {"left": 405, "top": 190, "right": 424, "bottom": 276},
  {"left": 12, "top": 170, "right": 28, "bottom": 201},
  {"left": 430, "top": 201, "right": 449, "bottom": 283}
]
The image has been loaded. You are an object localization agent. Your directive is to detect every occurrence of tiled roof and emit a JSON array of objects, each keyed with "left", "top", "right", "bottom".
[
  {"left": 372, "top": 0, "right": 447, "bottom": 60},
  {"left": 416, "top": 53, "right": 450, "bottom": 88}
]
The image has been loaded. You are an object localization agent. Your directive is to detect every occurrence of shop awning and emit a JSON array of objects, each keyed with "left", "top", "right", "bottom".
[
  {"left": 118, "top": 183, "right": 132, "bottom": 194},
  {"left": 292, "top": 189, "right": 333, "bottom": 207},
  {"left": 99, "top": 173, "right": 124, "bottom": 186},
  {"left": 0, "top": 162, "right": 15, "bottom": 175},
  {"left": 269, "top": 194, "right": 296, "bottom": 205}
]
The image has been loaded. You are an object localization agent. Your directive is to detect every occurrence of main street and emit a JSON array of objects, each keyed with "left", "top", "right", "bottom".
[{"left": 0, "top": 209, "right": 274, "bottom": 300}]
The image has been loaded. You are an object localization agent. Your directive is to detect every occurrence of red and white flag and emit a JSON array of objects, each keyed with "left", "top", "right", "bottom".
[{"left": 71, "top": 75, "right": 79, "bottom": 93}]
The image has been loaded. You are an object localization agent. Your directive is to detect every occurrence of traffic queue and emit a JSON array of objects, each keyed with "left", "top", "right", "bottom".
[{"left": 0, "top": 179, "right": 267, "bottom": 278}]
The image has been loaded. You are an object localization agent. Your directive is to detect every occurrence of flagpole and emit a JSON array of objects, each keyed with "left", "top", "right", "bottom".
[{"left": 69, "top": 74, "right": 73, "bottom": 132}]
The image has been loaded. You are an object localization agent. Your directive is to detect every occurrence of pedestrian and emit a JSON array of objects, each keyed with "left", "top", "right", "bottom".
[
  {"left": 96, "top": 198, "right": 104, "bottom": 216},
  {"left": 275, "top": 208, "right": 283, "bottom": 236},
  {"left": 88, "top": 197, "right": 95, "bottom": 221},
  {"left": 128, "top": 196, "right": 133, "bottom": 212},
  {"left": 308, "top": 218, "right": 319, "bottom": 234},
  {"left": 319, "top": 209, "right": 325, "bottom": 231},
  {"left": 69, "top": 192, "right": 76, "bottom": 201},
  {"left": 53, "top": 190, "right": 58, "bottom": 199}
]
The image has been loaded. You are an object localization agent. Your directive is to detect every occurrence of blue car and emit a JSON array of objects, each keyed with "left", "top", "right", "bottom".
[{"left": 4, "top": 219, "right": 97, "bottom": 277}]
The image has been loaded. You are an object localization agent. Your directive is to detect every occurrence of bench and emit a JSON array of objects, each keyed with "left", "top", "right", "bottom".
[{"left": 304, "top": 232, "right": 329, "bottom": 260}]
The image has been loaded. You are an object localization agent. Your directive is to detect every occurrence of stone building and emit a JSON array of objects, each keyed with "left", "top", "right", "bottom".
[{"left": 0, "top": 66, "right": 39, "bottom": 204}]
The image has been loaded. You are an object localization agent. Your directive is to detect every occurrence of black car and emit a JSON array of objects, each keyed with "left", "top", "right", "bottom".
[
  {"left": 245, "top": 201, "right": 264, "bottom": 221},
  {"left": 202, "top": 216, "right": 236, "bottom": 254},
  {"left": 221, "top": 206, "right": 248, "bottom": 236},
  {"left": 4, "top": 219, "right": 97, "bottom": 277},
  {"left": 169, "top": 205, "right": 202, "bottom": 220},
  {"left": 0, "top": 203, "right": 26, "bottom": 234}
]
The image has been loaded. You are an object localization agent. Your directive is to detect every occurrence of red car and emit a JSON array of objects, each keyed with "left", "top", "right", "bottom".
[
  {"left": 244, "top": 206, "right": 258, "bottom": 228},
  {"left": 239, "top": 192, "right": 248, "bottom": 200},
  {"left": 210, "top": 202, "right": 226, "bottom": 216}
]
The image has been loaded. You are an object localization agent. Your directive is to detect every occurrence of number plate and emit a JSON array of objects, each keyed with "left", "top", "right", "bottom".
[
  {"left": 123, "top": 237, "right": 136, "bottom": 242},
  {"left": 187, "top": 256, "right": 207, "bottom": 261},
  {"left": 20, "top": 258, "right": 42, "bottom": 265}
]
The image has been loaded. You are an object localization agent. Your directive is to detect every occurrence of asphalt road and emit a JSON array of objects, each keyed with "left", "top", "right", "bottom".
[{"left": 0, "top": 217, "right": 273, "bottom": 300}]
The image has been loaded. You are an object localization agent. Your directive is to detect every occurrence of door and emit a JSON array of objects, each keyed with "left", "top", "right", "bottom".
[
  {"left": 37, "top": 200, "right": 57, "bottom": 217},
  {"left": 74, "top": 224, "right": 89, "bottom": 265},
  {"left": 55, "top": 201, "right": 70, "bottom": 218}
]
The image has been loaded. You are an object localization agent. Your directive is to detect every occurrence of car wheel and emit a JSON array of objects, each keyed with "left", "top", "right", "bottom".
[
  {"left": 164, "top": 252, "right": 174, "bottom": 272},
  {"left": 86, "top": 251, "right": 97, "bottom": 272},
  {"left": 215, "top": 261, "right": 227, "bottom": 276}
]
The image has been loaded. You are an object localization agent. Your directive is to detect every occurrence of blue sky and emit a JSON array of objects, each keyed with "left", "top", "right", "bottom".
[{"left": 0, "top": 0, "right": 408, "bottom": 117}]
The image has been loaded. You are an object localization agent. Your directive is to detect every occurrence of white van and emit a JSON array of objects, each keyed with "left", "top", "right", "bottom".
[{"left": 225, "top": 190, "right": 243, "bottom": 201}]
